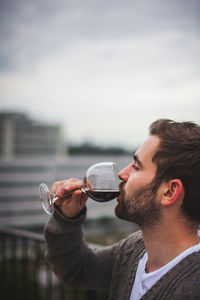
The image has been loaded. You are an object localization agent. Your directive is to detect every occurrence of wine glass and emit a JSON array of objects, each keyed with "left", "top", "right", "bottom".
[{"left": 39, "top": 162, "right": 120, "bottom": 215}]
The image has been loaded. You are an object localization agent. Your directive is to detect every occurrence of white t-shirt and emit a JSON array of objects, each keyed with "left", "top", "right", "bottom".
[{"left": 130, "top": 231, "right": 200, "bottom": 300}]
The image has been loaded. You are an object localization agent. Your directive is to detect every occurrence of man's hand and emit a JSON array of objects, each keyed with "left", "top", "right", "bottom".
[{"left": 52, "top": 179, "right": 88, "bottom": 218}]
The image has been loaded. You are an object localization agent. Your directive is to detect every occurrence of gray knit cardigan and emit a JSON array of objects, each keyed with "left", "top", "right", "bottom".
[{"left": 44, "top": 207, "right": 200, "bottom": 299}]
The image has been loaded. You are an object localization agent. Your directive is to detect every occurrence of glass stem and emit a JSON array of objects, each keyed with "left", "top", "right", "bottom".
[
  {"left": 51, "top": 194, "right": 58, "bottom": 204},
  {"left": 51, "top": 187, "right": 86, "bottom": 204}
]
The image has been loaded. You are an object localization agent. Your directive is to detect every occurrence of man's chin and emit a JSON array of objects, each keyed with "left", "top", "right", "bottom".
[
  {"left": 114, "top": 203, "right": 133, "bottom": 222},
  {"left": 114, "top": 203, "right": 121, "bottom": 218}
]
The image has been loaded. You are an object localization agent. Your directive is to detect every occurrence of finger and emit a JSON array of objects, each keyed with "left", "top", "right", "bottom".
[
  {"left": 54, "top": 185, "right": 84, "bottom": 207},
  {"left": 60, "top": 180, "right": 84, "bottom": 195},
  {"left": 54, "top": 196, "right": 71, "bottom": 207},
  {"left": 59, "top": 192, "right": 86, "bottom": 213},
  {"left": 71, "top": 190, "right": 88, "bottom": 208},
  {"left": 52, "top": 180, "right": 67, "bottom": 194},
  {"left": 54, "top": 198, "right": 62, "bottom": 206},
  {"left": 57, "top": 189, "right": 88, "bottom": 218},
  {"left": 52, "top": 179, "right": 82, "bottom": 195}
]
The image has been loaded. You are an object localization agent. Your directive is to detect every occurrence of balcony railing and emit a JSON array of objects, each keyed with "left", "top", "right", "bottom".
[{"left": 0, "top": 226, "right": 108, "bottom": 300}]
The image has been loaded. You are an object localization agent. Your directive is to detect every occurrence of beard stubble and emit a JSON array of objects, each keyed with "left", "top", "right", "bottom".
[{"left": 115, "top": 180, "right": 162, "bottom": 229}]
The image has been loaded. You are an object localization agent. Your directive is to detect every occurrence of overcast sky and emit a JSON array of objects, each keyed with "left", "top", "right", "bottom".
[{"left": 0, "top": 0, "right": 199, "bottom": 149}]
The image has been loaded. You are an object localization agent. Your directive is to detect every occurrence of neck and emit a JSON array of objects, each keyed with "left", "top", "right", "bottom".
[{"left": 142, "top": 220, "right": 199, "bottom": 273}]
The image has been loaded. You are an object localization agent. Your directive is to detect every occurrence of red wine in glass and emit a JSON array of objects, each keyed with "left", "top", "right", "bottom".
[{"left": 39, "top": 162, "right": 120, "bottom": 215}]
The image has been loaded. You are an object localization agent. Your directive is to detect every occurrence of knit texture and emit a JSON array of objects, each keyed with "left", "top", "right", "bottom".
[{"left": 44, "top": 207, "right": 200, "bottom": 299}]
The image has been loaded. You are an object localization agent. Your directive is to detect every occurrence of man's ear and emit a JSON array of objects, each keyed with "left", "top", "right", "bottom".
[{"left": 161, "top": 179, "right": 184, "bottom": 206}]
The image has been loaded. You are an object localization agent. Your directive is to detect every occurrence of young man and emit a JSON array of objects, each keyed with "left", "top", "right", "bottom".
[{"left": 44, "top": 119, "right": 200, "bottom": 299}]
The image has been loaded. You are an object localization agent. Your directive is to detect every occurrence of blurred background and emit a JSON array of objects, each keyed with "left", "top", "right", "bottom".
[
  {"left": 0, "top": 0, "right": 199, "bottom": 148},
  {"left": 0, "top": 0, "right": 200, "bottom": 232},
  {"left": 0, "top": 0, "right": 199, "bottom": 232},
  {"left": 0, "top": 1, "right": 199, "bottom": 299}
]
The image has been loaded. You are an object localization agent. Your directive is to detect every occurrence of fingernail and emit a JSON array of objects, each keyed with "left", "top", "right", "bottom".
[{"left": 56, "top": 190, "right": 63, "bottom": 196}]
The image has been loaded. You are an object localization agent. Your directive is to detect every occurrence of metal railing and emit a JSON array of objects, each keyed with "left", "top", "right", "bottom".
[{"left": 0, "top": 226, "right": 108, "bottom": 300}]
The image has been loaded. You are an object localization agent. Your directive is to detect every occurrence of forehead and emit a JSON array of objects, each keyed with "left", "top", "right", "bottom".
[{"left": 135, "top": 135, "right": 160, "bottom": 167}]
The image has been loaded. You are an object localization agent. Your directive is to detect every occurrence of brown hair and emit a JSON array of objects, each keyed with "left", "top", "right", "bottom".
[{"left": 149, "top": 119, "right": 200, "bottom": 223}]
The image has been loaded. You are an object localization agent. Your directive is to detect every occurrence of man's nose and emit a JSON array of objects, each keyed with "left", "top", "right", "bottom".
[{"left": 118, "top": 166, "right": 129, "bottom": 182}]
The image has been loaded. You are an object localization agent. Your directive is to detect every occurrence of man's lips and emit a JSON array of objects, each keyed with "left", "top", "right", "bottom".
[
  {"left": 117, "top": 182, "right": 125, "bottom": 202},
  {"left": 117, "top": 190, "right": 122, "bottom": 203},
  {"left": 117, "top": 193, "right": 121, "bottom": 201}
]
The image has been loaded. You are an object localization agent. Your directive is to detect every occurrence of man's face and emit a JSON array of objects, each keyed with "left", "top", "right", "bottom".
[{"left": 115, "top": 136, "right": 162, "bottom": 229}]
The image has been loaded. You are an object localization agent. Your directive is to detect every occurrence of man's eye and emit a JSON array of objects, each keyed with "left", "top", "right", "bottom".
[{"left": 132, "top": 163, "right": 139, "bottom": 170}]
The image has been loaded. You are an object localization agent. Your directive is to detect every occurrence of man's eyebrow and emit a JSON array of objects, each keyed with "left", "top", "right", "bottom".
[{"left": 133, "top": 154, "right": 143, "bottom": 168}]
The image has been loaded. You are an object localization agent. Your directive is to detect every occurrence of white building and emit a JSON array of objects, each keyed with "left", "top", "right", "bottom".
[
  {"left": 0, "top": 112, "right": 66, "bottom": 159},
  {"left": 0, "top": 112, "right": 68, "bottom": 229}
]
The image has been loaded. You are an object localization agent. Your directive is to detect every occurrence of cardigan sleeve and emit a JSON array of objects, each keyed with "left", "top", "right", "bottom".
[{"left": 44, "top": 206, "right": 120, "bottom": 292}]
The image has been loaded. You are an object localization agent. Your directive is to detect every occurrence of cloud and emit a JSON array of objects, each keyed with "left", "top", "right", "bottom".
[
  {"left": 0, "top": 0, "right": 199, "bottom": 148},
  {"left": 1, "top": 0, "right": 199, "bottom": 70}
]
